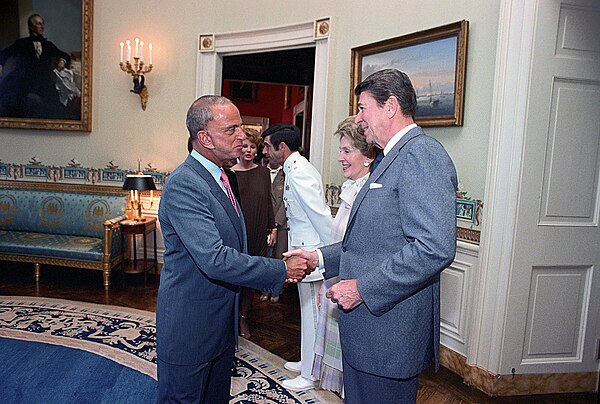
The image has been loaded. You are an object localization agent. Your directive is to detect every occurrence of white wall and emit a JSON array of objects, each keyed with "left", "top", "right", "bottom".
[{"left": 0, "top": 0, "right": 500, "bottom": 203}]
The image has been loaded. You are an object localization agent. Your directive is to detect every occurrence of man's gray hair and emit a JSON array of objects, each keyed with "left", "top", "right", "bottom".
[{"left": 186, "top": 95, "right": 232, "bottom": 141}]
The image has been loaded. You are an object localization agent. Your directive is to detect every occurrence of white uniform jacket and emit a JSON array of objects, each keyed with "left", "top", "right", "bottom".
[{"left": 283, "top": 151, "right": 332, "bottom": 282}]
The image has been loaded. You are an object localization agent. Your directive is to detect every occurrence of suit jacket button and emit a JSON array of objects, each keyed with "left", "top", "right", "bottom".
[{"left": 342, "top": 247, "right": 347, "bottom": 252}]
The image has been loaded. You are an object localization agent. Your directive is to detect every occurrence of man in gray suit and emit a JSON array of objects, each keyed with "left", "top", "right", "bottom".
[
  {"left": 156, "top": 95, "right": 312, "bottom": 403},
  {"left": 286, "top": 69, "right": 457, "bottom": 403}
]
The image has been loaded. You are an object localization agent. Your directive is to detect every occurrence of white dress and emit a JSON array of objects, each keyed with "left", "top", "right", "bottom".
[{"left": 312, "top": 173, "right": 369, "bottom": 395}]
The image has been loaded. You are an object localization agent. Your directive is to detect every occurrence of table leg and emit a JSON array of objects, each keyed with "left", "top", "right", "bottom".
[
  {"left": 143, "top": 230, "right": 148, "bottom": 286},
  {"left": 153, "top": 228, "right": 158, "bottom": 275},
  {"left": 132, "top": 234, "right": 137, "bottom": 263}
]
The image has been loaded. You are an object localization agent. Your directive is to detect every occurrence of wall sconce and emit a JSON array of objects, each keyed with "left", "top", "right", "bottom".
[
  {"left": 122, "top": 164, "right": 156, "bottom": 222},
  {"left": 119, "top": 38, "right": 153, "bottom": 110}
]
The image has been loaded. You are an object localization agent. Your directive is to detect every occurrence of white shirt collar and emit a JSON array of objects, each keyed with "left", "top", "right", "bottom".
[
  {"left": 383, "top": 123, "right": 417, "bottom": 156},
  {"left": 340, "top": 173, "right": 369, "bottom": 205},
  {"left": 190, "top": 149, "right": 222, "bottom": 186},
  {"left": 268, "top": 165, "right": 281, "bottom": 182}
]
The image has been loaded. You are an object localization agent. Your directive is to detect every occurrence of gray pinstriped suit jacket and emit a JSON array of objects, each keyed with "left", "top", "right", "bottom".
[
  {"left": 321, "top": 126, "right": 458, "bottom": 379},
  {"left": 156, "top": 155, "right": 286, "bottom": 366}
]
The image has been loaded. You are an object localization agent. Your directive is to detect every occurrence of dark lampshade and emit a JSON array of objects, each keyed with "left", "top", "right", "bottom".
[
  {"left": 123, "top": 174, "right": 156, "bottom": 222},
  {"left": 123, "top": 174, "right": 156, "bottom": 191}
]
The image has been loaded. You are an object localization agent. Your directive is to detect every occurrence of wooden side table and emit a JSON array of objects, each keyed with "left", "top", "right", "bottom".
[{"left": 120, "top": 218, "right": 157, "bottom": 286}]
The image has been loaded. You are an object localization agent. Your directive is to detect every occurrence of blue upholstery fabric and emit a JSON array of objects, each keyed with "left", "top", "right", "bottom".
[
  {"left": 0, "top": 189, "right": 127, "bottom": 238},
  {"left": 0, "top": 186, "right": 127, "bottom": 274},
  {"left": 0, "top": 230, "right": 104, "bottom": 261}
]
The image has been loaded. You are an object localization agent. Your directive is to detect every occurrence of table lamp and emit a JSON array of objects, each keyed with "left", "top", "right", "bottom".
[{"left": 123, "top": 172, "right": 156, "bottom": 222}]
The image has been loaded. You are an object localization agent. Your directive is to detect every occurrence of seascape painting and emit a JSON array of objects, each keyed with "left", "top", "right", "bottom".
[
  {"left": 361, "top": 36, "right": 457, "bottom": 119},
  {"left": 351, "top": 20, "right": 468, "bottom": 126}
]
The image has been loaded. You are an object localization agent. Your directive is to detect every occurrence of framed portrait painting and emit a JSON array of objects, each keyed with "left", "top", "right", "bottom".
[
  {"left": 0, "top": 0, "right": 93, "bottom": 131},
  {"left": 350, "top": 20, "right": 468, "bottom": 127},
  {"left": 229, "top": 81, "right": 258, "bottom": 103}
]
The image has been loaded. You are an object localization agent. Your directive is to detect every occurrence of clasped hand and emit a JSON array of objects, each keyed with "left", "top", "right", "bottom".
[
  {"left": 283, "top": 255, "right": 316, "bottom": 283},
  {"left": 325, "top": 279, "right": 363, "bottom": 311},
  {"left": 284, "top": 249, "right": 363, "bottom": 310}
]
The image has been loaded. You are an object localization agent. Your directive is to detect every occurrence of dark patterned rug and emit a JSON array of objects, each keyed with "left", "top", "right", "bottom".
[{"left": 0, "top": 296, "right": 339, "bottom": 403}]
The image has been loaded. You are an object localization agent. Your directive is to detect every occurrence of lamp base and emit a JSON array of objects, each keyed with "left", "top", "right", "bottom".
[
  {"left": 133, "top": 201, "right": 146, "bottom": 222},
  {"left": 128, "top": 195, "right": 154, "bottom": 223}
]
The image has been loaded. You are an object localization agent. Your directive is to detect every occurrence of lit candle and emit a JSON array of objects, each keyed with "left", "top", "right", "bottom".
[
  {"left": 126, "top": 39, "right": 131, "bottom": 62},
  {"left": 135, "top": 37, "right": 139, "bottom": 58},
  {"left": 119, "top": 42, "right": 124, "bottom": 63},
  {"left": 140, "top": 41, "right": 144, "bottom": 61},
  {"left": 149, "top": 43, "right": 153, "bottom": 65}
]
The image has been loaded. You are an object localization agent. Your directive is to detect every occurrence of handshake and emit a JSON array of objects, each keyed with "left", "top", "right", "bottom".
[{"left": 282, "top": 249, "right": 319, "bottom": 283}]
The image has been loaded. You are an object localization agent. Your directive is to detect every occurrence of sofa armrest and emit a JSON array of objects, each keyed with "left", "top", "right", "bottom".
[{"left": 102, "top": 215, "right": 127, "bottom": 263}]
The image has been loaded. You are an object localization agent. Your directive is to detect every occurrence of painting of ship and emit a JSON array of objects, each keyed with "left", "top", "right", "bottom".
[
  {"left": 353, "top": 20, "right": 469, "bottom": 126},
  {"left": 416, "top": 80, "right": 454, "bottom": 117}
]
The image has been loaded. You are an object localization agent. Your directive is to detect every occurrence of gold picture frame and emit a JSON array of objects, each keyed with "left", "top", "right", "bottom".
[
  {"left": 350, "top": 20, "right": 468, "bottom": 127},
  {"left": 241, "top": 115, "right": 269, "bottom": 134},
  {"left": 0, "top": 0, "right": 93, "bottom": 131}
]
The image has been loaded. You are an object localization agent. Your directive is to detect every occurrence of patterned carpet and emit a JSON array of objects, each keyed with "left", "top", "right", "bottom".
[{"left": 0, "top": 296, "right": 340, "bottom": 403}]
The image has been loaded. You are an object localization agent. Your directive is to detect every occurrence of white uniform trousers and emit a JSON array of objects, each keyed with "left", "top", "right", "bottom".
[{"left": 297, "top": 280, "right": 322, "bottom": 380}]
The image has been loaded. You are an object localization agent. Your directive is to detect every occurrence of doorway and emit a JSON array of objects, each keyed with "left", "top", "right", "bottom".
[
  {"left": 221, "top": 47, "right": 315, "bottom": 158},
  {"left": 195, "top": 18, "right": 331, "bottom": 173}
]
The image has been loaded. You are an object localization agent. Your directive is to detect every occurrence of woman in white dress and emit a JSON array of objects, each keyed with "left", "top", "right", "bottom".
[{"left": 312, "top": 116, "right": 379, "bottom": 395}]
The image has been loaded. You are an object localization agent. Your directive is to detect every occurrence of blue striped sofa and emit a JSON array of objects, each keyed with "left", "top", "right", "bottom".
[{"left": 0, "top": 180, "right": 128, "bottom": 289}]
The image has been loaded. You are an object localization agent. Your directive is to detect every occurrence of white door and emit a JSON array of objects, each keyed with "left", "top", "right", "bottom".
[{"left": 502, "top": 0, "right": 600, "bottom": 375}]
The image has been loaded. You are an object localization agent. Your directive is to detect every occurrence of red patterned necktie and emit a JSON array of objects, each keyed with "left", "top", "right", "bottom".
[{"left": 220, "top": 169, "right": 239, "bottom": 215}]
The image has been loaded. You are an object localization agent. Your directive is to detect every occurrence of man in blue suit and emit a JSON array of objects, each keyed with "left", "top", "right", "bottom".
[
  {"left": 286, "top": 69, "right": 457, "bottom": 403},
  {"left": 156, "top": 95, "right": 312, "bottom": 403}
]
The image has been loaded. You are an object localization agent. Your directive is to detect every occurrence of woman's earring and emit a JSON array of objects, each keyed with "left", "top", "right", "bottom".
[{"left": 363, "top": 160, "right": 372, "bottom": 167}]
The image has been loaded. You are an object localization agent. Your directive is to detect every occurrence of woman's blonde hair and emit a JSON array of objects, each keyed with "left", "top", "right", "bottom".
[
  {"left": 334, "top": 116, "right": 378, "bottom": 159},
  {"left": 243, "top": 127, "right": 262, "bottom": 145}
]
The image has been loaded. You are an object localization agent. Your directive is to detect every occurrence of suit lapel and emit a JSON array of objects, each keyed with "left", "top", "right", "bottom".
[
  {"left": 343, "top": 128, "right": 424, "bottom": 243},
  {"left": 184, "top": 156, "right": 245, "bottom": 243}
]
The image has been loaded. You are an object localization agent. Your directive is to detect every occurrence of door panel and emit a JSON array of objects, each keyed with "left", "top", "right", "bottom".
[{"left": 503, "top": 0, "right": 600, "bottom": 374}]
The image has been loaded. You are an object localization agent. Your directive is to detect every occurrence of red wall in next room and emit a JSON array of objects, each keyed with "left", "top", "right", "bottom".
[
  {"left": 222, "top": 81, "right": 286, "bottom": 126},
  {"left": 222, "top": 81, "right": 306, "bottom": 128}
]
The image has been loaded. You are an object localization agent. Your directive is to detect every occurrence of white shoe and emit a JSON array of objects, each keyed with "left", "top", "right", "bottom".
[
  {"left": 283, "top": 361, "right": 301, "bottom": 373},
  {"left": 281, "top": 375, "right": 316, "bottom": 391}
]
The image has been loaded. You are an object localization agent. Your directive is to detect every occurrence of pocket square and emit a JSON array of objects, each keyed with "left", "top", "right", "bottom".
[{"left": 369, "top": 183, "right": 383, "bottom": 189}]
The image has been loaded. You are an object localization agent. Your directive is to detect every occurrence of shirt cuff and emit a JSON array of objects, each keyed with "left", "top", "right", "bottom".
[{"left": 316, "top": 248, "right": 325, "bottom": 274}]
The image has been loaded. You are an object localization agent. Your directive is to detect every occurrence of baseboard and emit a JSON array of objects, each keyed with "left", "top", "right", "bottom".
[
  {"left": 439, "top": 345, "right": 598, "bottom": 396},
  {"left": 439, "top": 344, "right": 468, "bottom": 377}
]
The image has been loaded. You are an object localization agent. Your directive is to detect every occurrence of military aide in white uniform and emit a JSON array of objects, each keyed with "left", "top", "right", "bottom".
[{"left": 262, "top": 123, "right": 332, "bottom": 391}]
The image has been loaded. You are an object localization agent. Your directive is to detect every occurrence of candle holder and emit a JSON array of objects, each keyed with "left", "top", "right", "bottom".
[
  {"left": 119, "top": 38, "right": 153, "bottom": 111},
  {"left": 122, "top": 161, "right": 156, "bottom": 222}
]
